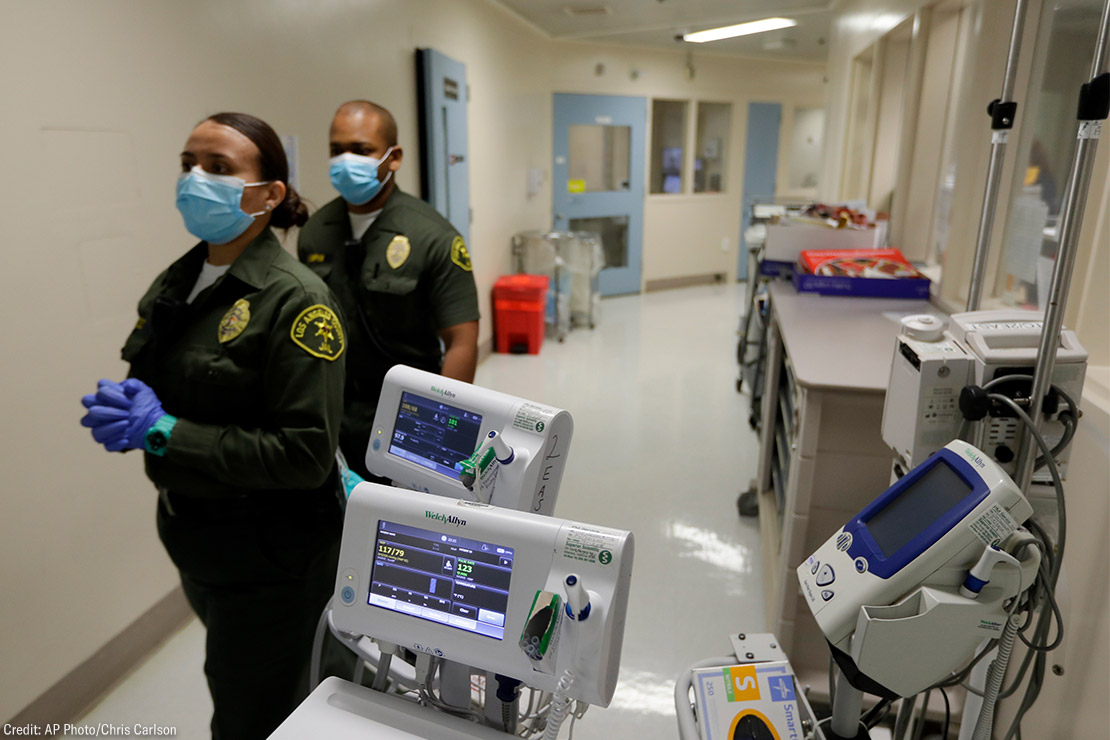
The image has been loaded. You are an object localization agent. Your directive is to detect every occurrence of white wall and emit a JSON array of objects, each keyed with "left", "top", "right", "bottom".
[{"left": 0, "top": 0, "right": 555, "bottom": 721}]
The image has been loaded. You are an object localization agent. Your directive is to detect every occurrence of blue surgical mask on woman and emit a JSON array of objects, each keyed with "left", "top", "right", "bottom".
[
  {"left": 329, "top": 147, "right": 395, "bottom": 206},
  {"left": 176, "top": 166, "right": 271, "bottom": 245}
]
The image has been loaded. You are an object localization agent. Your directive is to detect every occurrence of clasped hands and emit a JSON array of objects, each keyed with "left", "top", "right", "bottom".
[{"left": 80, "top": 378, "right": 168, "bottom": 452}]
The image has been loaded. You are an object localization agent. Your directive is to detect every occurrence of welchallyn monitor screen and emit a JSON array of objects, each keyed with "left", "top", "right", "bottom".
[
  {"left": 368, "top": 520, "right": 514, "bottom": 640},
  {"left": 865, "top": 460, "right": 974, "bottom": 557},
  {"left": 389, "top": 392, "right": 483, "bottom": 481}
]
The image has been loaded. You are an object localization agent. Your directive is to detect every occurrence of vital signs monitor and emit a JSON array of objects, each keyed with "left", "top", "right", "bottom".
[
  {"left": 366, "top": 366, "right": 573, "bottom": 515},
  {"left": 333, "top": 483, "right": 634, "bottom": 707},
  {"left": 799, "top": 440, "right": 1032, "bottom": 651}
]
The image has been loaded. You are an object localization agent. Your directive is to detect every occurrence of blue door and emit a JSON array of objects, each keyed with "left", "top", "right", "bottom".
[
  {"left": 417, "top": 48, "right": 470, "bottom": 245},
  {"left": 738, "top": 102, "right": 782, "bottom": 280},
  {"left": 553, "top": 94, "right": 646, "bottom": 296}
]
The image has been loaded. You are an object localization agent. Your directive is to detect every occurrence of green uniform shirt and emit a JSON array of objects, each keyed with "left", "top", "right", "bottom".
[
  {"left": 297, "top": 187, "right": 479, "bottom": 461},
  {"left": 122, "top": 228, "right": 346, "bottom": 499}
]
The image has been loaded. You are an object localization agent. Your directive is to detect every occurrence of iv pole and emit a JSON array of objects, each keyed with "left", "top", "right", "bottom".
[
  {"left": 1013, "top": 1, "right": 1110, "bottom": 491},
  {"left": 966, "top": 0, "right": 1030, "bottom": 311}
]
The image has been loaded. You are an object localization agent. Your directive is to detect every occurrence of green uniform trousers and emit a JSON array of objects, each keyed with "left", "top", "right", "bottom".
[{"left": 156, "top": 492, "right": 341, "bottom": 740}]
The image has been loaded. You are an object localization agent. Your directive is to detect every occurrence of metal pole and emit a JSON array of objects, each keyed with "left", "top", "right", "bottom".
[
  {"left": 967, "top": 0, "right": 1031, "bottom": 310},
  {"left": 892, "top": 695, "right": 918, "bottom": 740},
  {"left": 830, "top": 668, "right": 866, "bottom": 738},
  {"left": 1014, "top": 0, "right": 1110, "bottom": 491}
]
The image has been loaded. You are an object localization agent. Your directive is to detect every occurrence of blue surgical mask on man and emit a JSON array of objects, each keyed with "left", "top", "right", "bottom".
[
  {"left": 329, "top": 147, "right": 395, "bottom": 206},
  {"left": 176, "top": 167, "right": 271, "bottom": 245}
]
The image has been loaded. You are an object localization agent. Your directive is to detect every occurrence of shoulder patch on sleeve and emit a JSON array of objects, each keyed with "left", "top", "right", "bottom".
[
  {"left": 450, "top": 236, "right": 473, "bottom": 272},
  {"left": 291, "top": 304, "right": 345, "bottom": 361}
]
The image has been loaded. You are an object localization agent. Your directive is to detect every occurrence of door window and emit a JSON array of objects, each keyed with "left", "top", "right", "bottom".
[
  {"left": 568, "top": 125, "right": 631, "bottom": 192},
  {"left": 569, "top": 215, "right": 629, "bottom": 269}
]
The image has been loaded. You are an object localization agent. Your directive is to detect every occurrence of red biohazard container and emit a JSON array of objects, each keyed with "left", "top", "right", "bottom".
[{"left": 493, "top": 274, "right": 549, "bottom": 354}]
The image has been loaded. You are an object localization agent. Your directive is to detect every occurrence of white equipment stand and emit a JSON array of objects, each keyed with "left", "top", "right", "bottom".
[{"left": 272, "top": 481, "right": 634, "bottom": 740}]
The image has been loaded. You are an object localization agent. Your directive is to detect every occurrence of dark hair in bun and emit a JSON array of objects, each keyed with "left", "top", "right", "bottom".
[{"left": 204, "top": 112, "right": 309, "bottom": 230}]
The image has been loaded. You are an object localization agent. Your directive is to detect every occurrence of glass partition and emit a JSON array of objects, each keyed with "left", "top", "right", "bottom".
[
  {"left": 650, "top": 99, "right": 688, "bottom": 194},
  {"left": 694, "top": 102, "right": 731, "bottom": 193}
]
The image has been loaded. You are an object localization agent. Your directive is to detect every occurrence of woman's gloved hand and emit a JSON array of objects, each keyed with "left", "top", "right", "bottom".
[
  {"left": 81, "top": 378, "right": 171, "bottom": 452},
  {"left": 81, "top": 379, "right": 133, "bottom": 448}
]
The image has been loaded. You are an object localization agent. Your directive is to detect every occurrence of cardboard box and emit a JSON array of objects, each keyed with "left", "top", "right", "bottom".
[
  {"left": 693, "top": 661, "right": 805, "bottom": 740},
  {"left": 764, "top": 222, "right": 884, "bottom": 264},
  {"left": 794, "top": 247, "right": 931, "bottom": 299}
]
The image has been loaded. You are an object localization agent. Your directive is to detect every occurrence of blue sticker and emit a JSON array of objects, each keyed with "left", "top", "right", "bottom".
[{"left": 767, "top": 675, "right": 796, "bottom": 702}]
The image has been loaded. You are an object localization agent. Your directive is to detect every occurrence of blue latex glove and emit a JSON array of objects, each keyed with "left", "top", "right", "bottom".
[
  {"left": 112, "top": 379, "right": 169, "bottom": 452},
  {"left": 342, "top": 467, "right": 365, "bottom": 499},
  {"left": 80, "top": 378, "right": 167, "bottom": 452},
  {"left": 81, "top": 379, "right": 132, "bottom": 446}
]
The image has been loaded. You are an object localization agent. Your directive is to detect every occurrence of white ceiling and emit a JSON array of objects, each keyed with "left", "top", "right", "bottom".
[{"left": 492, "top": 0, "right": 837, "bottom": 62}]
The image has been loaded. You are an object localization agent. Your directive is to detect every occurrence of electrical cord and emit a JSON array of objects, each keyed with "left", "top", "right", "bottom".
[
  {"left": 939, "top": 686, "right": 951, "bottom": 740},
  {"left": 309, "top": 599, "right": 332, "bottom": 690},
  {"left": 984, "top": 392, "right": 1069, "bottom": 740},
  {"left": 418, "top": 660, "right": 484, "bottom": 723},
  {"left": 862, "top": 697, "right": 893, "bottom": 729}
]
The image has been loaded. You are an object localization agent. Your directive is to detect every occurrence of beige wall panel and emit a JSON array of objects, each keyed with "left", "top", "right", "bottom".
[{"left": 0, "top": 0, "right": 553, "bottom": 720}]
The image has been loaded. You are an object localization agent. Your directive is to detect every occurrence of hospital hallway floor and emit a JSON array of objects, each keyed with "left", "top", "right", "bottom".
[{"left": 78, "top": 281, "right": 768, "bottom": 739}]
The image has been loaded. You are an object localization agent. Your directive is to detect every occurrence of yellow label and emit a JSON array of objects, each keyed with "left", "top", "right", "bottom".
[
  {"left": 217, "top": 299, "right": 251, "bottom": 344},
  {"left": 135, "top": 317, "right": 146, "bottom": 331},
  {"left": 290, "top": 304, "right": 345, "bottom": 361},
  {"left": 725, "top": 666, "right": 761, "bottom": 702},
  {"left": 307, "top": 252, "right": 327, "bottom": 263},
  {"left": 567, "top": 179, "right": 586, "bottom": 193},
  {"left": 450, "top": 235, "right": 472, "bottom": 272},
  {"left": 386, "top": 235, "right": 411, "bottom": 269}
]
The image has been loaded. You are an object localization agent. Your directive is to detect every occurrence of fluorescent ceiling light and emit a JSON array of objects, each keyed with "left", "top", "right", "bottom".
[{"left": 683, "top": 17, "right": 796, "bottom": 43}]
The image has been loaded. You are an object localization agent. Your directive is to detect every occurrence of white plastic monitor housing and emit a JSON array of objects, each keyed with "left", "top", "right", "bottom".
[
  {"left": 798, "top": 441, "right": 1032, "bottom": 652},
  {"left": 366, "top": 365, "right": 573, "bottom": 515},
  {"left": 333, "top": 483, "right": 634, "bottom": 708},
  {"left": 881, "top": 310, "right": 1086, "bottom": 482}
]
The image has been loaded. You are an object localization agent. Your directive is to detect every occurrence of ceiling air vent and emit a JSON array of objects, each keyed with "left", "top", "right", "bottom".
[{"left": 562, "top": 6, "right": 612, "bottom": 16}]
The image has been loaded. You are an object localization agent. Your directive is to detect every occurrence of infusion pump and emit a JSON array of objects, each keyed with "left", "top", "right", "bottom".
[{"left": 882, "top": 310, "right": 1086, "bottom": 481}]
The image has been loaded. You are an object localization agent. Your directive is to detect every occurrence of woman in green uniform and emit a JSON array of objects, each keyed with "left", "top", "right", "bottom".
[{"left": 80, "top": 113, "right": 346, "bottom": 740}]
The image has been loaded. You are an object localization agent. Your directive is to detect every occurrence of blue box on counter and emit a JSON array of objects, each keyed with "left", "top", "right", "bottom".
[
  {"left": 792, "top": 270, "right": 931, "bottom": 298},
  {"left": 792, "top": 247, "right": 931, "bottom": 298}
]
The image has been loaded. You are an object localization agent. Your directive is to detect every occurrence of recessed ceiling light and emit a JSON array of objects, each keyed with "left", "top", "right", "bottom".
[
  {"left": 682, "top": 17, "right": 797, "bottom": 43},
  {"left": 563, "top": 5, "right": 612, "bottom": 16}
]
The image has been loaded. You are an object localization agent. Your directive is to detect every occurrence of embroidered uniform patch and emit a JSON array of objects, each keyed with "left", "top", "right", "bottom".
[
  {"left": 218, "top": 299, "right": 251, "bottom": 343},
  {"left": 291, "top": 304, "right": 345, "bottom": 361},
  {"left": 386, "top": 235, "right": 411, "bottom": 269},
  {"left": 451, "top": 235, "right": 472, "bottom": 271},
  {"left": 306, "top": 253, "right": 327, "bottom": 263}
]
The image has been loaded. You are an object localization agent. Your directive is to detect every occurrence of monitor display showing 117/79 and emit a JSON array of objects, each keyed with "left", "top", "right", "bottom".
[
  {"left": 389, "top": 392, "right": 483, "bottom": 481},
  {"left": 368, "top": 520, "right": 514, "bottom": 640}
]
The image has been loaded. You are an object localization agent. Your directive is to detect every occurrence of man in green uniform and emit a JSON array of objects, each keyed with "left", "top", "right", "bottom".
[{"left": 298, "top": 100, "right": 479, "bottom": 479}]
